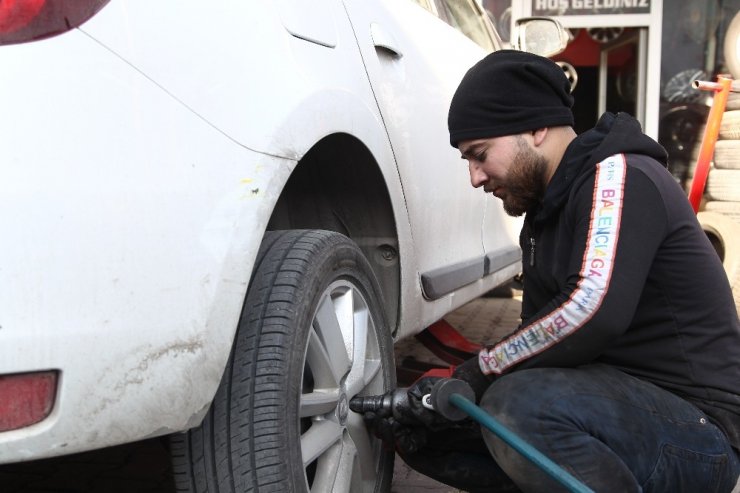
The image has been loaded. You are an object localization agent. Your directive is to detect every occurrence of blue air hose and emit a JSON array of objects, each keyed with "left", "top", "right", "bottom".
[{"left": 448, "top": 392, "right": 595, "bottom": 493}]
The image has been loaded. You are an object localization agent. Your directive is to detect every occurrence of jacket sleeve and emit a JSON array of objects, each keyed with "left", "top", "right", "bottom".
[{"left": 478, "top": 153, "right": 668, "bottom": 375}]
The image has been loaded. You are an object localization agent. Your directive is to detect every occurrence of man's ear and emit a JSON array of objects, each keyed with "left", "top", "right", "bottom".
[{"left": 532, "top": 127, "right": 548, "bottom": 147}]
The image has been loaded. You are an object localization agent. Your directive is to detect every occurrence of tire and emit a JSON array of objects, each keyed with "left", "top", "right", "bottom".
[
  {"left": 705, "top": 169, "right": 740, "bottom": 201},
  {"left": 719, "top": 110, "right": 740, "bottom": 140},
  {"left": 713, "top": 139, "right": 740, "bottom": 169},
  {"left": 705, "top": 200, "right": 740, "bottom": 223},
  {"left": 724, "top": 10, "right": 740, "bottom": 79},
  {"left": 170, "top": 230, "right": 395, "bottom": 493},
  {"left": 556, "top": 61, "right": 578, "bottom": 92},
  {"left": 697, "top": 212, "right": 740, "bottom": 312},
  {"left": 726, "top": 91, "right": 740, "bottom": 111}
]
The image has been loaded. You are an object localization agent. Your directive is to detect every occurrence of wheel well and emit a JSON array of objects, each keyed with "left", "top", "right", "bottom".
[{"left": 267, "top": 133, "right": 400, "bottom": 331}]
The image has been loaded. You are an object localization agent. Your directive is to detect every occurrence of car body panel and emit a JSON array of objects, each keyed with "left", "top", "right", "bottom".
[
  {"left": 344, "top": 0, "right": 488, "bottom": 277},
  {"left": 0, "top": 0, "right": 521, "bottom": 463},
  {"left": 0, "top": 23, "right": 297, "bottom": 459}
]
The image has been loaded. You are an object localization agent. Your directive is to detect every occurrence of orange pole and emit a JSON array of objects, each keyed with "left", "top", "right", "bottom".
[{"left": 687, "top": 76, "right": 733, "bottom": 214}]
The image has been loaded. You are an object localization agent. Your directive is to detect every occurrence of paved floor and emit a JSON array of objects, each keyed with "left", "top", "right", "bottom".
[{"left": 0, "top": 295, "right": 522, "bottom": 493}]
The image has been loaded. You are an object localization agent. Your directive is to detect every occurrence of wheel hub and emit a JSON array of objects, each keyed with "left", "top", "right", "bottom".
[{"left": 337, "top": 393, "right": 349, "bottom": 425}]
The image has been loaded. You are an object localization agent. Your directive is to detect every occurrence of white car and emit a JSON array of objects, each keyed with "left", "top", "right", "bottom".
[{"left": 0, "top": 1, "right": 562, "bottom": 491}]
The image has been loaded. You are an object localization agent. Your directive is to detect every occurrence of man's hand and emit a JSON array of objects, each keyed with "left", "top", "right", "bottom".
[
  {"left": 362, "top": 411, "right": 430, "bottom": 454},
  {"left": 359, "top": 362, "right": 493, "bottom": 454},
  {"left": 403, "top": 376, "right": 457, "bottom": 428},
  {"left": 361, "top": 376, "right": 453, "bottom": 454},
  {"left": 452, "top": 356, "right": 496, "bottom": 402}
]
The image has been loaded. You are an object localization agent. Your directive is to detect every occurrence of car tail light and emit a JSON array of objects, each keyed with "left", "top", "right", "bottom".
[
  {"left": 0, "top": 371, "right": 58, "bottom": 432},
  {"left": 0, "top": 0, "right": 110, "bottom": 46}
]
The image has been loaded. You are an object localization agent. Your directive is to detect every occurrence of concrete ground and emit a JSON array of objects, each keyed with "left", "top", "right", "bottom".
[{"left": 0, "top": 295, "right": 522, "bottom": 493}]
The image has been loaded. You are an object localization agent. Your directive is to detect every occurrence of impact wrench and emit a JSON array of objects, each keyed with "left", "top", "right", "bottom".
[{"left": 350, "top": 378, "right": 594, "bottom": 493}]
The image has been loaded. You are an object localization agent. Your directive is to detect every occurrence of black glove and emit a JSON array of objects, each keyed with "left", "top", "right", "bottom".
[
  {"left": 362, "top": 411, "right": 430, "bottom": 454},
  {"left": 403, "top": 376, "right": 458, "bottom": 429},
  {"left": 362, "top": 376, "right": 456, "bottom": 454},
  {"left": 452, "top": 356, "right": 496, "bottom": 403}
]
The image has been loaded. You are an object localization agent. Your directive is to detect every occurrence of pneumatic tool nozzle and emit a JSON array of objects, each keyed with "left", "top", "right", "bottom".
[{"left": 349, "top": 388, "right": 411, "bottom": 420}]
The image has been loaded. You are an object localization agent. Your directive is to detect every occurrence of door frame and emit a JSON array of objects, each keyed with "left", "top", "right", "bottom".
[{"left": 511, "top": 1, "right": 663, "bottom": 139}]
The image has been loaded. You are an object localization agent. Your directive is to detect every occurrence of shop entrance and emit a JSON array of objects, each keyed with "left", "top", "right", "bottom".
[
  {"left": 491, "top": 0, "right": 740, "bottom": 186},
  {"left": 507, "top": 1, "right": 662, "bottom": 138},
  {"left": 552, "top": 27, "right": 647, "bottom": 134}
]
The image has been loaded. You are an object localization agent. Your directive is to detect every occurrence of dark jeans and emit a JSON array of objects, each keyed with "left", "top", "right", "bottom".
[{"left": 399, "top": 364, "right": 740, "bottom": 493}]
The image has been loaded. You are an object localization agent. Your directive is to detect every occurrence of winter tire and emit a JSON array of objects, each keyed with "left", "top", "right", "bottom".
[
  {"left": 170, "top": 230, "right": 395, "bottom": 493},
  {"left": 705, "top": 201, "right": 740, "bottom": 223},
  {"left": 697, "top": 212, "right": 740, "bottom": 312},
  {"left": 724, "top": 11, "right": 740, "bottom": 80},
  {"left": 713, "top": 140, "right": 740, "bottom": 169},
  {"left": 662, "top": 69, "right": 707, "bottom": 103},
  {"left": 719, "top": 110, "right": 740, "bottom": 140},
  {"left": 726, "top": 91, "right": 740, "bottom": 111},
  {"left": 706, "top": 169, "right": 740, "bottom": 202},
  {"left": 587, "top": 26, "right": 623, "bottom": 44},
  {"left": 556, "top": 61, "right": 578, "bottom": 92}
]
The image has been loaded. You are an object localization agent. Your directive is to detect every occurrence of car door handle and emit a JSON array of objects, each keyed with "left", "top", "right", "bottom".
[{"left": 370, "top": 23, "right": 403, "bottom": 58}]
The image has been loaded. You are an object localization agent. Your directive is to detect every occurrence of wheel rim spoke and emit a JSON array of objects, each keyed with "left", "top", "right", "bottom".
[
  {"left": 302, "top": 280, "right": 386, "bottom": 492},
  {"left": 302, "top": 420, "right": 343, "bottom": 467},
  {"left": 307, "top": 433, "right": 359, "bottom": 493},
  {"left": 300, "top": 389, "right": 340, "bottom": 418},
  {"left": 312, "top": 293, "right": 352, "bottom": 385},
  {"left": 345, "top": 412, "right": 377, "bottom": 486},
  {"left": 345, "top": 306, "right": 383, "bottom": 398},
  {"left": 346, "top": 358, "right": 381, "bottom": 398},
  {"left": 331, "top": 435, "right": 360, "bottom": 493},
  {"left": 305, "top": 327, "right": 339, "bottom": 389},
  {"left": 344, "top": 304, "right": 369, "bottom": 396}
]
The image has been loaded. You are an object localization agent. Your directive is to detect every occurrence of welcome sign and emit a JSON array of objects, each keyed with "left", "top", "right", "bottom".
[{"left": 532, "top": 0, "right": 651, "bottom": 16}]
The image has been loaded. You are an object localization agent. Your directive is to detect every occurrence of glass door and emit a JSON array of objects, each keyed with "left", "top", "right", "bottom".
[{"left": 598, "top": 28, "right": 648, "bottom": 126}]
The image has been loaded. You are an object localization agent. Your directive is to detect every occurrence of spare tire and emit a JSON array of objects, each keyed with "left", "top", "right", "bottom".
[
  {"left": 720, "top": 110, "right": 740, "bottom": 140},
  {"left": 705, "top": 200, "right": 740, "bottom": 223},
  {"left": 726, "top": 89, "right": 740, "bottom": 111},
  {"left": 706, "top": 168, "right": 740, "bottom": 201},
  {"left": 697, "top": 211, "right": 740, "bottom": 312},
  {"left": 713, "top": 139, "right": 740, "bottom": 169},
  {"left": 724, "top": 10, "right": 740, "bottom": 79}
]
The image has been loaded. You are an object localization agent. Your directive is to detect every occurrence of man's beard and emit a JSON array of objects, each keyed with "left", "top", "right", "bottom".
[{"left": 499, "top": 137, "right": 548, "bottom": 217}]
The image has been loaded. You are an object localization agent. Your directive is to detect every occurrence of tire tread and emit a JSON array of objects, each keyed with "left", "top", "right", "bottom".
[{"left": 170, "top": 230, "right": 394, "bottom": 492}]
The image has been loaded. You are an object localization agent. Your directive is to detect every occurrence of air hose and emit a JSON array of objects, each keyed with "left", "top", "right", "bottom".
[
  {"left": 353, "top": 378, "right": 595, "bottom": 493},
  {"left": 445, "top": 388, "right": 594, "bottom": 493}
]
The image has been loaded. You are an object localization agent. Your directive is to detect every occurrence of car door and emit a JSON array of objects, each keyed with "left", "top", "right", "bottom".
[{"left": 343, "top": 0, "right": 504, "bottom": 300}]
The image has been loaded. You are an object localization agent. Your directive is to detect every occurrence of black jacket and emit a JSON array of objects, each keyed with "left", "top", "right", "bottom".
[{"left": 478, "top": 112, "right": 740, "bottom": 449}]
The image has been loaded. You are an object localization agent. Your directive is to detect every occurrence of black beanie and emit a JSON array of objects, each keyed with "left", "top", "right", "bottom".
[{"left": 448, "top": 50, "right": 574, "bottom": 147}]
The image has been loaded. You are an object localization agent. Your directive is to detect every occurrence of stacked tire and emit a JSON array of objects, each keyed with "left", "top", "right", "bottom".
[
  {"left": 698, "top": 212, "right": 740, "bottom": 314},
  {"left": 702, "top": 84, "right": 740, "bottom": 314},
  {"left": 704, "top": 81, "right": 740, "bottom": 221},
  {"left": 700, "top": 12, "right": 740, "bottom": 314}
]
